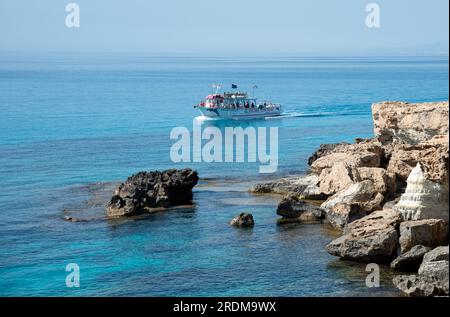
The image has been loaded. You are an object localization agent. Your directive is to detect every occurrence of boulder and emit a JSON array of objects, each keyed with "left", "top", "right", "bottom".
[
  {"left": 392, "top": 259, "right": 449, "bottom": 297},
  {"left": 372, "top": 101, "right": 449, "bottom": 145},
  {"left": 325, "top": 209, "right": 402, "bottom": 263},
  {"left": 230, "top": 213, "right": 254, "bottom": 227},
  {"left": 250, "top": 174, "right": 324, "bottom": 199},
  {"left": 321, "top": 180, "right": 384, "bottom": 217},
  {"left": 394, "top": 164, "right": 449, "bottom": 221},
  {"left": 399, "top": 219, "right": 449, "bottom": 253},
  {"left": 422, "top": 245, "right": 449, "bottom": 263},
  {"left": 276, "top": 195, "right": 325, "bottom": 224},
  {"left": 307, "top": 142, "right": 350, "bottom": 165},
  {"left": 390, "top": 245, "right": 431, "bottom": 272},
  {"left": 106, "top": 169, "right": 199, "bottom": 217},
  {"left": 318, "top": 162, "right": 358, "bottom": 195},
  {"left": 326, "top": 203, "right": 367, "bottom": 230}
]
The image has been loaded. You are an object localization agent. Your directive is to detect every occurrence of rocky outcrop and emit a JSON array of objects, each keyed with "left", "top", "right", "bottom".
[
  {"left": 325, "top": 209, "right": 402, "bottom": 263},
  {"left": 390, "top": 245, "right": 431, "bottom": 272},
  {"left": 321, "top": 180, "right": 385, "bottom": 228},
  {"left": 250, "top": 174, "right": 323, "bottom": 199},
  {"left": 230, "top": 213, "right": 254, "bottom": 227},
  {"left": 276, "top": 195, "right": 325, "bottom": 223},
  {"left": 372, "top": 101, "right": 449, "bottom": 145},
  {"left": 394, "top": 164, "right": 449, "bottom": 221},
  {"left": 307, "top": 142, "right": 350, "bottom": 165},
  {"left": 393, "top": 246, "right": 449, "bottom": 297},
  {"left": 106, "top": 169, "right": 199, "bottom": 217},
  {"left": 387, "top": 135, "right": 449, "bottom": 185},
  {"left": 398, "top": 219, "right": 448, "bottom": 253}
]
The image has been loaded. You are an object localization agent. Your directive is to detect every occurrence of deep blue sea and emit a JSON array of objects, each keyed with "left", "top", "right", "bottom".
[{"left": 0, "top": 53, "right": 448, "bottom": 296}]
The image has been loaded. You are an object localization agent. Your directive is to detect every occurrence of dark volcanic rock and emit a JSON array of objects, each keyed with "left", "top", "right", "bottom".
[
  {"left": 106, "top": 168, "right": 199, "bottom": 217},
  {"left": 390, "top": 245, "right": 431, "bottom": 272},
  {"left": 230, "top": 213, "right": 254, "bottom": 227}
]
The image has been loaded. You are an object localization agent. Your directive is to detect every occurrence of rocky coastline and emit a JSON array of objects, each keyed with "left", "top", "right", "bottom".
[
  {"left": 105, "top": 101, "right": 448, "bottom": 297},
  {"left": 251, "top": 101, "right": 449, "bottom": 296}
]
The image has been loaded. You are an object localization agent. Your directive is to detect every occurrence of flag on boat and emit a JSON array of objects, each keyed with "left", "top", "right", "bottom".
[{"left": 231, "top": 84, "right": 238, "bottom": 89}]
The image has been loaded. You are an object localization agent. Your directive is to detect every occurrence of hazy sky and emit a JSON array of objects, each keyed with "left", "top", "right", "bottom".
[{"left": 0, "top": 0, "right": 448, "bottom": 55}]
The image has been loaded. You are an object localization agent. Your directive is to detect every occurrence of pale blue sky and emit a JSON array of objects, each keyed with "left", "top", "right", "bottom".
[{"left": 0, "top": 0, "right": 448, "bottom": 55}]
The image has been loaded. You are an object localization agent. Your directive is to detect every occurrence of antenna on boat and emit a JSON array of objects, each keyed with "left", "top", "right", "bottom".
[
  {"left": 212, "top": 83, "right": 221, "bottom": 94},
  {"left": 252, "top": 84, "right": 258, "bottom": 98}
]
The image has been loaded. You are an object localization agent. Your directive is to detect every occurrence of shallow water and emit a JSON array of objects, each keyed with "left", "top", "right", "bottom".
[{"left": 0, "top": 54, "right": 448, "bottom": 296}]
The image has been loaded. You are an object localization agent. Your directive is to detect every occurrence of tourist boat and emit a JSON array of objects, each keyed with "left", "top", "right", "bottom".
[{"left": 194, "top": 85, "right": 282, "bottom": 119}]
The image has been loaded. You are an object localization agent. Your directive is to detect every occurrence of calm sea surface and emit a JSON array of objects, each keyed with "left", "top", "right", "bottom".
[{"left": 0, "top": 54, "right": 448, "bottom": 296}]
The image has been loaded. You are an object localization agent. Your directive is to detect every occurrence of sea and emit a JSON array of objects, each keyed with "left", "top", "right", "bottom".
[{"left": 0, "top": 53, "right": 448, "bottom": 296}]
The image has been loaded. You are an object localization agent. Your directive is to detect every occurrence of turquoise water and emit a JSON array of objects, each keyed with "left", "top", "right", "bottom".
[{"left": 0, "top": 54, "right": 448, "bottom": 296}]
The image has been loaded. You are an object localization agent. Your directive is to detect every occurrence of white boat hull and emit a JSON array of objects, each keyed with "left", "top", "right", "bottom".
[{"left": 198, "top": 106, "right": 281, "bottom": 120}]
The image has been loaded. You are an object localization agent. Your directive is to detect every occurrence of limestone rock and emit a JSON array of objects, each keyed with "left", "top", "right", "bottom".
[
  {"left": 387, "top": 135, "right": 449, "bottom": 185},
  {"left": 250, "top": 174, "right": 324, "bottom": 199},
  {"left": 390, "top": 245, "right": 431, "bottom": 272},
  {"left": 395, "top": 164, "right": 449, "bottom": 221},
  {"left": 311, "top": 152, "right": 380, "bottom": 175},
  {"left": 321, "top": 180, "right": 384, "bottom": 216},
  {"left": 399, "top": 219, "right": 449, "bottom": 253},
  {"left": 326, "top": 203, "right": 367, "bottom": 230},
  {"left": 325, "top": 209, "right": 402, "bottom": 263},
  {"left": 372, "top": 101, "right": 449, "bottom": 145},
  {"left": 422, "top": 245, "right": 449, "bottom": 263}
]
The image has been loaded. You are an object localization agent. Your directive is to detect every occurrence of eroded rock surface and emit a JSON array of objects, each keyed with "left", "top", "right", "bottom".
[{"left": 106, "top": 169, "right": 199, "bottom": 217}]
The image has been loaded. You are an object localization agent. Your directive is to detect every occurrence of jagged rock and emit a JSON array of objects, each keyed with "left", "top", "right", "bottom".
[
  {"left": 390, "top": 245, "right": 431, "bottom": 272},
  {"left": 372, "top": 101, "right": 449, "bottom": 145},
  {"left": 311, "top": 152, "right": 380, "bottom": 175},
  {"left": 276, "top": 195, "right": 324, "bottom": 221},
  {"left": 321, "top": 180, "right": 384, "bottom": 218},
  {"left": 326, "top": 203, "right": 367, "bottom": 229},
  {"left": 392, "top": 259, "right": 449, "bottom": 297},
  {"left": 106, "top": 169, "right": 199, "bottom": 217},
  {"left": 399, "top": 219, "right": 449, "bottom": 253},
  {"left": 229, "top": 213, "right": 254, "bottom": 227},
  {"left": 387, "top": 135, "right": 449, "bottom": 185},
  {"left": 318, "top": 162, "right": 358, "bottom": 195},
  {"left": 395, "top": 164, "right": 449, "bottom": 221},
  {"left": 357, "top": 167, "right": 396, "bottom": 197},
  {"left": 422, "top": 246, "right": 449, "bottom": 263},
  {"left": 325, "top": 209, "right": 402, "bottom": 263},
  {"left": 250, "top": 174, "right": 324, "bottom": 199}
]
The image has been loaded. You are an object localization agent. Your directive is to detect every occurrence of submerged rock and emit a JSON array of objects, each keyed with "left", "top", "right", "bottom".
[
  {"left": 390, "top": 245, "right": 431, "bottom": 272},
  {"left": 325, "top": 209, "right": 402, "bottom": 263},
  {"left": 394, "top": 164, "right": 449, "bottom": 221},
  {"left": 106, "top": 168, "right": 199, "bottom": 217},
  {"left": 230, "top": 213, "right": 254, "bottom": 227},
  {"left": 398, "top": 219, "right": 449, "bottom": 254}
]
